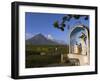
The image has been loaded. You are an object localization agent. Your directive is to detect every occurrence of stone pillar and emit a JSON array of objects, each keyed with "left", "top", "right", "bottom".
[
  {"left": 61, "top": 54, "right": 64, "bottom": 63},
  {"left": 74, "top": 44, "right": 79, "bottom": 54},
  {"left": 81, "top": 39, "right": 87, "bottom": 55},
  {"left": 85, "top": 29, "right": 90, "bottom": 64}
]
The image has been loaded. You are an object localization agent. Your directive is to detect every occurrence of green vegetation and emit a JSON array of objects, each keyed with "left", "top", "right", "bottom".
[
  {"left": 53, "top": 15, "right": 89, "bottom": 31},
  {"left": 26, "top": 45, "right": 69, "bottom": 68}
]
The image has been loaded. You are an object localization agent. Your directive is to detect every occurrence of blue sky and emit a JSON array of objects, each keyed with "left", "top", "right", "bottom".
[{"left": 25, "top": 12, "right": 89, "bottom": 44}]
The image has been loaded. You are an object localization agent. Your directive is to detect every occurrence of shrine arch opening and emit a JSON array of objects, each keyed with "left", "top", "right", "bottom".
[{"left": 68, "top": 24, "right": 90, "bottom": 65}]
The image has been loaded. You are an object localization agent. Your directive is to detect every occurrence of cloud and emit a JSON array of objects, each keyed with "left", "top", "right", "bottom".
[{"left": 47, "top": 34, "right": 54, "bottom": 40}]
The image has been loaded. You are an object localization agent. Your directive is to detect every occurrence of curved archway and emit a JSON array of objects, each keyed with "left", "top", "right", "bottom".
[{"left": 68, "top": 24, "right": 90, "bottom": 65}]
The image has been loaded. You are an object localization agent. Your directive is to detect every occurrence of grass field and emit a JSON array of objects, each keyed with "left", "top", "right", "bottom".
[{"left": 25, "top": 45, "right": 69, "bottom": 68}]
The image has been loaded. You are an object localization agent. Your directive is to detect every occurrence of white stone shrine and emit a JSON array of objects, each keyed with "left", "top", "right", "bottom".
[{"left": 67, "top": 24, "right": 90, "bottom": 65}]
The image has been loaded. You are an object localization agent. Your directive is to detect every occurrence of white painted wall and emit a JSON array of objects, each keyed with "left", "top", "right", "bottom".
[{"left": 0, "top": 0, "right": 99, "bottom": 81}]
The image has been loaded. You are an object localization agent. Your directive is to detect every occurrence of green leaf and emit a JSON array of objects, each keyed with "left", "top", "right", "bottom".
[
  {"left": 60, "top": 27, "right": 64, "bottom": 31},
  {"left": 61, "top": 23, "right": 66, "bottom": 27},
  {"left": 85, "top": 16, "right": 88, "bottom": 20},
  {"left": 53, "top": 21, "right": 59, "bottom": 28},
  {"left": 73, "top": 15, "right": 80, "bottom": 19}
]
